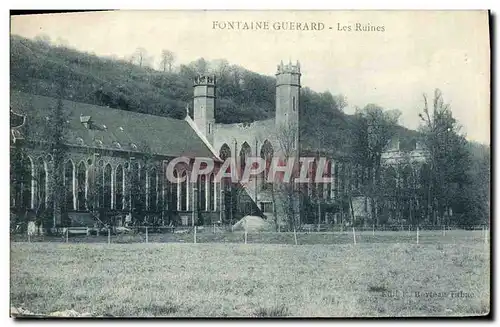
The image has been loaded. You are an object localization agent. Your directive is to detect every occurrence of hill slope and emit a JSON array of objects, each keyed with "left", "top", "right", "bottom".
[{"left": 10, "top": 34, "right": 418, "bottom": 156}]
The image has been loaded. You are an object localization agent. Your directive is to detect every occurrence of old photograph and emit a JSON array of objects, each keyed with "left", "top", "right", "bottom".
[{"left": 9, "top": 10, "right": 490, "bottom": 318}]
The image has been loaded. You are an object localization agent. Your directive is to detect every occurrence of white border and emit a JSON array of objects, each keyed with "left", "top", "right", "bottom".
[{"left": 3, "top": 2, "right": 496, "bottom": 327}]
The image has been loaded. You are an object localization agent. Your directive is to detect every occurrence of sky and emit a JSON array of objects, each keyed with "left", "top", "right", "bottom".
[{"left": 10, "top": 10, "right": 490, "bottom": 144}]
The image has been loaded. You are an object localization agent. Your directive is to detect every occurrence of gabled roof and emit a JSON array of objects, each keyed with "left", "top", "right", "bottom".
[{"left": 10, "top": 91, "right": 217, "bottom": 159}]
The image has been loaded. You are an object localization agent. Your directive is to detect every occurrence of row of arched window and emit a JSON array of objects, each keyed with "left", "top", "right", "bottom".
[{"left": 12, "top": 155, "right": 219, "bottom": 213}]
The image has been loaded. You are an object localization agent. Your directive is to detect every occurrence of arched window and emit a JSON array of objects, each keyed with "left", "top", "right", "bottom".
[
  {"left": 179, "top": 170, "right": 188, "bottom": 211},
  {"left": 77, "top": 161, "right": 87, "bottom": 210},
  {"left": 36, "top": 158, "right": 47, "bottom": 210},
  {"left": 103, "top": 164, "right": 112, "bottom": 209},
  {"left": 210, "top": 173, "right": 216, "bottom": 211},
  {"left": 198, "top": 174, "right": 207, "bottom": 211},
  {"left": 64, "top": 160, "right": 75, "bottom": 211},
  {"left": 171, "top": 169, "right": 178, "bottom": 211},
  {"left": 161, "top": 163, "right": 170, "bottom": 211},
  {"left": 115, "top": 165, "right": 124, "bottom": 210},
  {"left": 95, "top": 160, "right": 104, "bottom": 209},
  {"left": 219, "top": 143, "right": 231, "bottom": 161},
  {"left": 260, "top": 140, "right": 274, "bottom": 187},
  {"left": 239, "top": 142, "right": 251, "bottom": 178},
  {"left": 130, "top": 162, "right": 140, "bottom": 211},
  {"left": 148, "top": 167, "right": 157, "bottom": 211}
]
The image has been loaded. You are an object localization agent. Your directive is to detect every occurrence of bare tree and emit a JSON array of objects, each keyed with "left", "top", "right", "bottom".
[
  {"left": 334, "top": 94, "right": 348, "bottom": 112},
  {"left": 160, "top": 49, "right": 176, "bottom": 72},
  {"left": 273, "top": 122, "right": 299, "bottom": 231},
  {"left": 131, "top": 47, "right": 151, "bottom": 68}
]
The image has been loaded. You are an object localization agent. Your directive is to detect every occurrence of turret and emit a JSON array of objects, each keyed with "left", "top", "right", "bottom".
[{"left": 193, "top": 75, "right": 216, "bottom": 145}]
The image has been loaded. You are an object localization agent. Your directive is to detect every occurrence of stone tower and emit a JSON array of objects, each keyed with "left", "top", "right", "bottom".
[
  {"left": 193, "top": 75, "right": 216, "bottom": 145},
  {"left": 275, "top": 60, "right": 301, "bottom": 152}
]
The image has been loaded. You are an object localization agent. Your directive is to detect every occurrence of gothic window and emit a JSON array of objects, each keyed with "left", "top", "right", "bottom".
[
  {"left": 260, "top": 140, "right": 274, "bottom": 187},
  {"left": 115, "top": 165, "right": 124, "bottom": 210},
  {"left": 96, "top": 160, "right": 104, "bottom": 208},
  {"left": 77, "top": 161, "right": 87, "bottom": 210},
  {"left": 130, "top": 162, "right": 140, "bottom": 211},
  {"left": 239, "top": 142, "right": 251, "bottom": 177},
  {"left": 198, "top": 174, "right": 207, "bottom": 211},
  {"left": 292, "top": 96, "right": 296, "bottom": 111},
  {"left": 219, "top": 143, "right": 231, "bottom": 161},
  {"left": 171, "top": 169, "right": 179, "bottom": 211},
  {"left": 210, "top": 173, "right": 216, "bottom": 211},
  {"left": 179, "top": 170, "right": 188, "bottom": 211},
  {"left": 64, "top": 160, "right": 75, "bottom": 211},
  {"left": 103, "top": 164, "right": 112, "bottom": 209}
]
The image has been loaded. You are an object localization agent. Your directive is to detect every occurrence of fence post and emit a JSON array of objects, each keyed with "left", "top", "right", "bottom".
[
  {"left": 28, "top": 231, "right": 30, "bottom": 243},
  {"left": 442, "top": 225, "right": 446, "bottom": 237},
  {"left": 107, "top": 228, "right": 110, "bottom": 244},
  {"left": 352, "top": 227, "right": 356, "bottom": 245},
  {"left": 86, "top": 227, "right": 90, "bottom": 236},
  {"left": 294, "top": 228, "right": 298, "bottom": 245},
  {"left": 146, "top": 226, "right": 149, "bottom": 243},
  {"left": 244, "top": 230, "right": 248, "bottom": 244},
  {"left": 416, "top": 227, "right": 419, "bottom": 245},
  {"left": 194, "top": 226, "right": 197, "bottom": 244},
  {"left": 66, "top": 228, "right": 69, "bottom": 243},
  {"left": 372, "top": 224, "right": 375, "bottom": 236}
]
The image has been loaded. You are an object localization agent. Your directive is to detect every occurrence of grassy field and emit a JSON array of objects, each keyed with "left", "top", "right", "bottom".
[
  {"left": 13, "top": 229, "right": 489, "bottom": 246},
  {"left": 10, "top": 239, "right": 490, "bottom": 317}
]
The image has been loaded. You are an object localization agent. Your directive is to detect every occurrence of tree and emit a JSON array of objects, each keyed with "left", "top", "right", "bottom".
[
  {"left": 351, "top": 104, "right": 401, "bottom": 225},
  {"left": 160, "top": 49, "right": 175, "bottom": 72},
  {"left": 191, "top": 58, "right": 209, "bottom": 75},
  {"left": 334, "top": 94, "right": 348, "bottom": 112},
  {"left": 48, "top": 92, "right": 68, "bottom": 229},
  {"left": 131, "top": 47, "right": 151, "bottom": 68},
  {"left": 418, "top": 89, "right": 473, "bottom": 226},
  {"left": 272, "top": 122, "right": 299, "bottom": 231}
]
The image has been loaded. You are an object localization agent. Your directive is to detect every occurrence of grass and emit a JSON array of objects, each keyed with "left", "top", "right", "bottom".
[
  {"left": 10, "top": 237, "right": 490, "bottom": 317},
  {"left": 13, "top": 229, "right": 489, "bottom": 246}
]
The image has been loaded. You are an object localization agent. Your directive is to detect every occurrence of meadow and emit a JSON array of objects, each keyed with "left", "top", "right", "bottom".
[{"left": 10, "top": 231, "right": 490, "bottom": 317}]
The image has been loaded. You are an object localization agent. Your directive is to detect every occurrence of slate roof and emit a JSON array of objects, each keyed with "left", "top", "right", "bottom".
[{"left": 10, "top": 91, "right": 217, "bottom": 159}]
